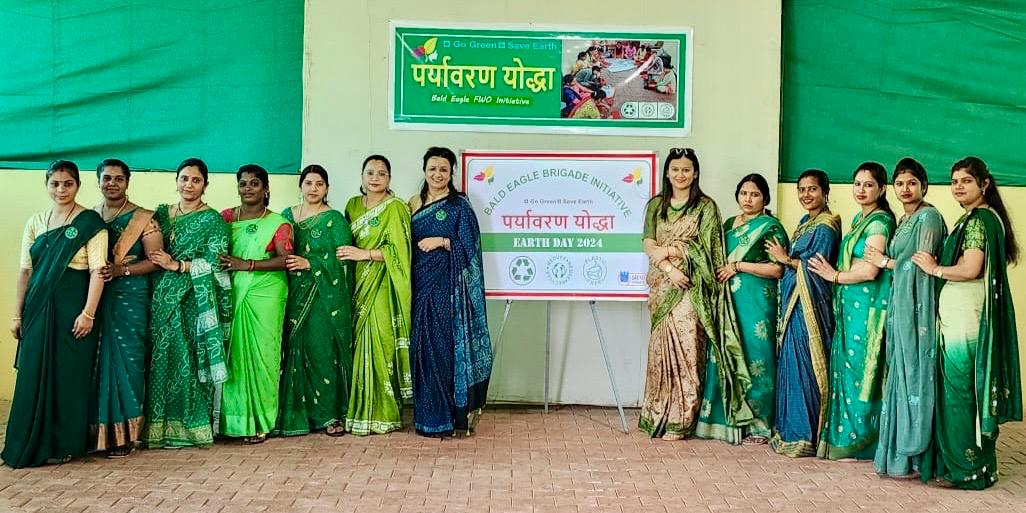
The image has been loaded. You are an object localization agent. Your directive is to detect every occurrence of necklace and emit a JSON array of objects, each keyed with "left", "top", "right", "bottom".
[
  {"left": 47, "top": 204, "right": 78, "bottom": 230},
  {"left": 101, "top": 196, "right": 129, "bottom": 222},
  {"left": 176, "top": 200, "right": 205, "bottom": 217},
  {"left": 234, "top": 206, "right": 268, "bottom": 222},
  {"left": 169, "top": 201, "right": 206, "bottom": 243},
  {"left": 297, "top": 202, "right": 325, "bottom": 223}
]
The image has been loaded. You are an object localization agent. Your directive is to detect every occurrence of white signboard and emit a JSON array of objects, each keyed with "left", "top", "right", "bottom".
[{"left": 461, "top": 151, "right": 656, "bottom": 300}]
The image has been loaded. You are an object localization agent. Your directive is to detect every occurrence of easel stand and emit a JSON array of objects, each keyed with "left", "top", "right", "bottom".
[{"left": 492, "top": 299, "right": 629, "bottom": 433}]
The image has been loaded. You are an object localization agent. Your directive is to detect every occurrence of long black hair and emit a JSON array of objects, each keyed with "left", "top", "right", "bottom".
[
  {"left": 951, "top": 156, "right": 1019, "bottom": 264},
  {"left": 654, "top": 147, "right": 706, "bottom": 220},
  {"left": 300, "top": 164, "right": 330, "bottom": 204},
  {"left": 796, "top": 168, "right": 831, "bottom": 208},
  {"left": 47, "top": 159, "right": 80, "bottom": 185},
  {"left": 734, "top": 173, "right": 772, "bottom": 216},
  {"left": 176, "top": 157, "right": 209, "bottom": 184},
  {"left": 417, "top": 146, "right": 462, "bottom": 209},
  {"left": 892, "top": 157, "right": 929, "bottom": 196},
  {"left": 360, "top": 154, "right": 392, "bottom": 195},
  {"left": 853, "top": 162, "right": 894, "bottom": 219},
  {"left": 96, "top": 158, "right": 130, "bottom": 181},
  {"left": 237, "top": 163, "right": 270, "bottom": 206}
]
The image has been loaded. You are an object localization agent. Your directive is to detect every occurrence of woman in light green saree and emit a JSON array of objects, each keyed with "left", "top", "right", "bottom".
[
  {"left": 916, "top": 157, "right": 1020, "bottom": 490},
  {"left": 809, "top": 162, "right": 896, "bottom": 460},
  {"left": 145, "top": 158, "right": 232, "bottom": 448},
  {"left": 339, "top": 155, "right": 412, "bottom": 435},
  {"left": 218, "top": 164, "right": 291, "bottom": 444},
  {"left": 277, "top": 165, "right": 355, "bottom": 437},
  {"left": 707, "top": 174, "right": 788, "bottom": 445}
]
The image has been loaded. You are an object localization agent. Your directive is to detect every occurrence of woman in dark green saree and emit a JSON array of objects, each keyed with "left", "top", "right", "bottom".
[
  {"left": 91, "top": 159, "right": 164, "bottom": 458},
  {"left": 4, "top": 160, "right": 108, "bottom": 468},
  {"left": 915, "top": 157, "right": 1021, "bottom": 490},
  {"left": 277, "top": 165, "right": 355, "bottom": 437}
]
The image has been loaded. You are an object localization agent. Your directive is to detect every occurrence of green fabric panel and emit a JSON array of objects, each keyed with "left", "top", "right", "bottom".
[
  {"left": 781, "top": 1, "right": 1026, "bottom": 185},
  {"left": 0, "top": 1, "right": 303, "bottom": 173}
]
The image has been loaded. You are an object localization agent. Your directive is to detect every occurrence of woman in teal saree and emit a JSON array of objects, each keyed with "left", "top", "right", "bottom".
[
  {"left": 218, "top": 164, "right": 292, "bottom": 444},
  {"left": 809, "top": 162, "right": 896, "bottom": 461},
  {"left": 915, "top": 157, "right": 1021, "bottom": 489},
  {"left": 4, "top": 160, "right": 108, "bottom": 468},
  {"left": 91, "top": 159, "right": 164, "bottom": 458},
  {"left": 338, "top": 155, "right": 413, "bottom": 435},
  {"left": 144, "top": 158, "right": 232, "bottom": 448},
  {"left": 709, "top": 174, "right": 788, "bottom": 444},
  {"left": 278, "top": 165, "right": 355, "bottom": 437},
  {"left": 864, "top": 158, "right": 946, "bottom": 477}
]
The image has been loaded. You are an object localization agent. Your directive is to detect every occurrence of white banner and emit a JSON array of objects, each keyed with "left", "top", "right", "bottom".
[{"left": 461, "top": 151, "right": 656, "bottom": 301}]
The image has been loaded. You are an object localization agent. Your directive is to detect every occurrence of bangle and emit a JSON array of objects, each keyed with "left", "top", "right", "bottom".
[
  {"left": 174, "top": 260, "right": 183, "bottom": 272},
  {"left": 833, "top": 271, "right": 840, "bottom": 284},
  {"left": 879, "top": 257, "right": 890, "bottom": 268},
  {"left": 732, "top": 262, "right": 740, "bottom": 273},
  {"left": 248, "top": 259, "right": 255, "bottom": 272},
  {"left": 81, "top": 311, "right": 95, "bottom": 320}
]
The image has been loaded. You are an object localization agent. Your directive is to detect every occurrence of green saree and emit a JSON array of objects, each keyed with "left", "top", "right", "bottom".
[
  {"left": 921, "top": 207, "right": 1021, "bottom": 489},
  {"left": 145, "top": 205, "right": 232, "bottom": 448},
  {"left": 2, "top": 211, "right": 106, "bottom": 468},
  {"left": 344, "top": 196, "right": 413, "bottom": 435},
  {"left": 275, "top": 208, "right": 355, "bottom": 436},
  {"left": 818, "top": 210, "right": 895, "bottom": 460},
  {"left": 220, "top": 212, "right": 289, "bottom": 437},
  {"left": 709, "top": 214, "right": 788, "bottom": 440}
]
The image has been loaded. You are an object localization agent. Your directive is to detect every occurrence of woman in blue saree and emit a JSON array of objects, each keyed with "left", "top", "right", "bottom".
[
  {"left": 409, "top": 147, "right": 493, "bottom": 437},
  {"left": 765, "top": 169, "right": 841, "bottom": 457}
]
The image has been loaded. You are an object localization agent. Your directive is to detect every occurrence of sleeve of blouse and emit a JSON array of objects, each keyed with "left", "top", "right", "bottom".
[
  {"left": 265, "top": 223, "right": 294, "bottom": 253},
  {"left": 962, "top": 216, "right": 986, "bottom": 251},
  {"left": 19, "top": 217, "right": 37, "bottom": 270},
  {"left": 85, "top": 230, "right": 110, "bottom": 271},
  {"left": 220, "top": 208, "right": 234, "bottom": 223},
  {"left": 643, "top": 199, "right": 659, "bottom": 240}
]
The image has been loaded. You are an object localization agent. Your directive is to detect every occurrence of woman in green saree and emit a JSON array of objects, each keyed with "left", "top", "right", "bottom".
[
  {"left": 4, "top": 160, "right": 107, "bottom": 468},
  {"left": 809, "top": 162, "right": 896, "bottom": 460},
  {"left": 91, "top": 159, "right": 164, "bottom": 458},
  {"left": 277, "top": 165, "right": 355, "bottom": 437},
  {"left": 218, "top": 164, "right": 292, "bottom": 444},
  {"left": 144, "top": 158, "right": 232, "bottom": 448},
  {"left": 915, "top": 157, "right": 1021, "bottom": 490},
  {"left": 864, "top": 158, "right": 946, "bottom": 478},
  {"left": 708, "top": 174, "right": 788, "bottom": 445},
  {"left": 338, "top": 155, "right": 413, "bottom": 435},
  {"left": 640, "top": 148, "right": 752, "bottom": 441}
]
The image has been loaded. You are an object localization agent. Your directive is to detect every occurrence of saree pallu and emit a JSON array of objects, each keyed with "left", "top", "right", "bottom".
[
  {"left": 710, "top": 215, "right": 788, "bottom": 440},
  {"left": 220, "top": 213, "right": 289, "bottom": 437},
  {"left": 345, "top": 196, "right": 413, "bottom": 435},
  {"left": 145, "top": 206, "right": 231, "bottom": 448},
  {"left": 641, "top": 197, "right": 752, "bottom": 440},
  {"left": 818, "top": 210, "right": 895, "bottom": 460},
  {"left": 3, "top": 211, "right": 106, "bottom": 468},
  {"left": 411, "top": 196, "right": 493, "bottom": 437},
  {"left": 275, "top": 208, "right": 355, "bottom": 436},
  {"left": 921, "top": 208, "right": 1021, "bottom": 490},
  {"left": 770, "top": 212, "right": 841, "bottom": 457},
  {"left": 873, "top": 207, "right": 945, "bottom": 476},
  {"left": 92, "top": 209, "right": 154, "bottom": 451}
]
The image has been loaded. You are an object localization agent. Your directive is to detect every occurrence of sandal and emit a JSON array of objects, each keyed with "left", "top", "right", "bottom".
[
  {"left": 45, "top": 455, "right": 72, "bottom": 465},
  {"left": 107, "top": 446, "right": 134, "bottom": 458},
  {"left": 742, "top": 435, "right": 768, "bottom": 446},
  {"left": 325, "top": 423, "right": 346, "bottom": 437},
  {"left": 243, "top": 433, "right": 267, "bottom": 445}
]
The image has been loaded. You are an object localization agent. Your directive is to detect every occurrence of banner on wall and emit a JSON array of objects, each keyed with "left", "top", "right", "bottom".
[
  {"left": 461, "top": 151, "right": 656, "bottom": 301},
  {"left": 391, "top": 22, "right": 693, "bottom": 137}
]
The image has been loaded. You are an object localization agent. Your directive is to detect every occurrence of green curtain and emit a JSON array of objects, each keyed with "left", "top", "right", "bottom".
[
  {"left": 0, "top": 0, "right": 302, "bottom": 173},
  {"left": 781, "top": 1, "right": 1026, "bottom": 185}
]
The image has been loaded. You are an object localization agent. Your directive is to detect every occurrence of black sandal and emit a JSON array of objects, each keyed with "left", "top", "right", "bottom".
[
  {"left": 325, "top": 423, "right": 346, "bottom": 437},
  {"left": 107, "top": 446, "right": 134, "bottom": 458}
]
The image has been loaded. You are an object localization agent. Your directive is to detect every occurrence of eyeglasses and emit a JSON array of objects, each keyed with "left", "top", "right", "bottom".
[{"left": 669, "top": 147, "right": 695, "bottom": 157}]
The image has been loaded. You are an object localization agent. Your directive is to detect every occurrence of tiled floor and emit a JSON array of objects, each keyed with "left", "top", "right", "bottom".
[{"left": 0, "top": 404, "right": 1024, "bottom": 513}]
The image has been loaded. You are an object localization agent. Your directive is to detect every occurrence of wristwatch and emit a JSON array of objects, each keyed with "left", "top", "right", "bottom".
[
  {"left": 879, "top": 257, "right": 889, "bottom": 268},
  {"left": 123, "top": 266, "right": 131, "bottom": 277},
  {"left": 933, "top": 267, "right": 944, "bottom": 279}
]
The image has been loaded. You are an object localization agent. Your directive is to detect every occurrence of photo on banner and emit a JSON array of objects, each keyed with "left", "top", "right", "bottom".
[
  {"left": 391, "top": 22, "right": 692, "bottom": 137},
  {"left": 461, "top": 151, "right": 657, "bottom": 300}
]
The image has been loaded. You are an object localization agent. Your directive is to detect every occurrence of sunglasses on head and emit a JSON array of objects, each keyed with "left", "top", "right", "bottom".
[{"left": 669, "top": 147, "right": 695, "bottom": 157}]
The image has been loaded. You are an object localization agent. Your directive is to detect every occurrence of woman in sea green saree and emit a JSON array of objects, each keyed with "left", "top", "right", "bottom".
[
  {"left": 708, "top": 174, "right": 788, "bottom": 445},
  {"left": 218, "top": 164, "right": 292, "bottom": 444},
  {"left": 277, "top": 165, "right": 355, "bottom": 437},
  {"left": 91, "top": 159, "right": 164, "bottom": 458},
  {"left": 915, "top": 157, "right": 1021, "bottom": 490},
  {"left": 144, "top": 158, "right": 232, "bottom": 448},
  {"left": 864, "top": 158, "right": 946, "bottom": 478},
  {"left": 641, "top": 148, "right": 752, "bottom": 441},
  {"left": 809, "top": 162, "right": 896, "bottom": 461},
  {"left": 338, "top": 155, "right": 413, "bottom": 435},
  {"left": 3, "top": 160, "right": 107, "bottom": 468}
]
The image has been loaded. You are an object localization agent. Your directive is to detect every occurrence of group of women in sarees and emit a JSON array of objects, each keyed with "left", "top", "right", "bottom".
[
  {"left": 640, "top": 149, "right": 1020, "bottom": 490},
  {"left": 3, "top": 148, "right": 493, "bottom": 468}
]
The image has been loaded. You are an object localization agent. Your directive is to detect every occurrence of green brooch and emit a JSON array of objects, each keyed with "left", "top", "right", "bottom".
[
  {"left": 435, "top": 210, "right": 447, "bottom": 221},
  {"left": 64, "top": 226, "right": 79, "bottom": 239},
  {"left": 369, "top": 217, "right": 380, "bottom": 227},
  {"left": 246, "top": 224, "right": 258, "bottom": 234}
]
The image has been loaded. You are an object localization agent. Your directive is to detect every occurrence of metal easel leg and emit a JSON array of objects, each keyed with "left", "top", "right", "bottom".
[{"left": 590, "top": 300, "right": 628, "bottom": 433}]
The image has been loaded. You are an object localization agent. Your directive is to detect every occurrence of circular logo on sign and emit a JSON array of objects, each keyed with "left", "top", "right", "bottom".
[
  {"left": 545, "top": 255, "right": 573, "bottom": 286},
  {"left": 64, "top": 226, "right": 78, "bottom": 239},
  {"left": 509, "top": 256, "right": 536, "bottom": 286},
  {"left": 583, "top": 256, "right": 607, "bottom": 286},
  {"left": 435, "top": 210, "right": 447, "bottom": 221}
]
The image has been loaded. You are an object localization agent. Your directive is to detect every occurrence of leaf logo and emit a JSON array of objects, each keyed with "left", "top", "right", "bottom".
[
  {"left": 621, "top": 168, "right": 643, "bottom": 185},
  {"left": 473, "top": 166, "right": 495, "bottom": 184},
  {"left": 411, "top": 37, "right": 439, "bottom": 61}
]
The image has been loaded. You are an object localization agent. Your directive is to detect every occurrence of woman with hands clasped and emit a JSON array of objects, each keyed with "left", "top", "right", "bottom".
[{"left": 809, "top": 163, "right": 896, "bottom": 461}]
